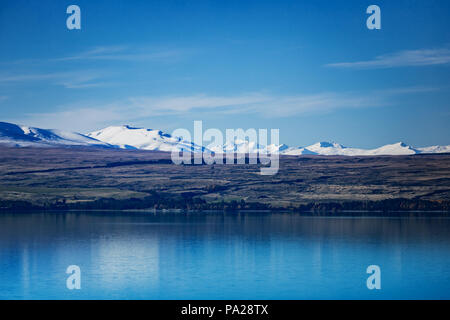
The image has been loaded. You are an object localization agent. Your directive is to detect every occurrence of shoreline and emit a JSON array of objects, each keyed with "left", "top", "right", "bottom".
[{"left": 1, "top": 199, "right": 450, "bottom": 214}]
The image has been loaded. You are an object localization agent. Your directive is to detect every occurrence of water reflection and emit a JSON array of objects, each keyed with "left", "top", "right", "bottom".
[{"left": 0, "top": 212, "right": 449, "bottom": 299}]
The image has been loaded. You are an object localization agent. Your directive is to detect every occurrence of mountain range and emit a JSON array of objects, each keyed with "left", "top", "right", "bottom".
[{"left": 1, "top": 121, "right": 449, "bottom": 156}]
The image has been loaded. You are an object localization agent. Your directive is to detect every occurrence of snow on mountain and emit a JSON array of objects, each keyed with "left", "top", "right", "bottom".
[
  {"left": 417, "top": 145, "right": 450, "bottom": 154},
  {"left": 265, "top": 143, "right": 290, "bottom": 154},
  {"left": 210, "top": 139, "right": 258, "bottom": 154},
  {"left": 209, "top": 140, "right": 289, "bottom": 154},
  {"left": 281, "top": 147, "right": 318, "bottom": 155},
  {"left": 86, "top": 124, "right": 442, "bottom": 157},
  {"left": 0, "top": 122, "right": 111, "bottom": 148},
  {"left": 1, "top": 121, "right": 449, "bottom": 156},
  {"left": 87, "top": 125, "right": 207, "bottom": 153},
  {"left": 367, "top": 142, "right": 419, "bottom": 156},
  {"left": 302, "top": 141, "right": 361, "bottom": 156},
  {"left": 291, "top": 141, "right": 420, "bottom": 156}
]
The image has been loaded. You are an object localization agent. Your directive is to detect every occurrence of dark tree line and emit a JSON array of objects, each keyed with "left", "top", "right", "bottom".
[{"left": 1, "top": 194, "right": 449, "bottom": 213}]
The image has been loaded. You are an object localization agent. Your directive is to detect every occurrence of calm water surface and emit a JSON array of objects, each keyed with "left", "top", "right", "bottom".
[{"left": 0, "top": 211, "right": 449, "bottom": 299}]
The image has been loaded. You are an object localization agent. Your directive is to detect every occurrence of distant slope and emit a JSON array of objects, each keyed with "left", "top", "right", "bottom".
[
  {"left": 294, "top": 141, "right": 420, "bottom": 156},
  {"left": 87, "top": 125, "right": 207, "bottom": 152},
  {"left": 418, "top": 145, "right": 450, "bottom": 154},
  {"left": 0, "top": 122, "right": 111, "bottom": 148},
  {"left": 1, "top": 146, "right": 449, "bottom": 212}
]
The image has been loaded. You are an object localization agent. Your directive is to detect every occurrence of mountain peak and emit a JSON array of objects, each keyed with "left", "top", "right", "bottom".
[
  {"left": 87, "top": 125, "right": 201, "bottom": 152},
  {"left": 0, "top": 121, "right": 111, "bottom": 148},
  {"left": 122, "top": 125, "right": 140, "bottom": 130},
  {"left": 309, "top": 141, "right": 345, "bottom": 149}
]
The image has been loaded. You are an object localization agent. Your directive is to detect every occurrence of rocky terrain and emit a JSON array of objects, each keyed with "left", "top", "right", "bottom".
[{"left": 0, "top": 145, "right": 449, "bottom": 212}]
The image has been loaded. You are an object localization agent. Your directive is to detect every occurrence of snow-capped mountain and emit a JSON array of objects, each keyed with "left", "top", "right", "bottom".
[
  {"left": 281, "top": 147, "right": 318, "bottom": 155},
  {"left": 368, "top": 142, "right": 419, "bottom": 156},
  {"left": 208, "top": 140, "right": 289, "bottom": 154},
  {"left": 285, "top": 141, "right": 420, "bottom": 156},
  {"left": 87, "top": 125, "right": 448, "bottom": 156},
  {"left": 417, "top": 145, "right": 450, "bottom": 154},
  {"left": 0, "top": 122, "right": 111, "bottom": 148},
  {"left": 213, "top": 140, "right": 421, "bottom": 156},
  {"left": 281, "top": 141, "right": 420, "bottom": 156},
  {"left": 87, "top": 125, "right": 207, "bottom": 153},
  {"left": 1, "top": 121, "right": 449, "bottom": 156}
]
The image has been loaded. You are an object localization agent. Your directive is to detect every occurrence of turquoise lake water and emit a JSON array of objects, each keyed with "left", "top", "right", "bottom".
[{"left": 0, "top": 211, "right": 449, "bottom": 299}]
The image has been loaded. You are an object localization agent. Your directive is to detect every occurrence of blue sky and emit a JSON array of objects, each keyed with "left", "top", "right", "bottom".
[{"left": 0, "top": 0, "right": 449, "bottom": 148}]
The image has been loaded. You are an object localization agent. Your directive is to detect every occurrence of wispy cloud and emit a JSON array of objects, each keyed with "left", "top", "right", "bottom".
[
  {"left": 8, "top": 86, "right": 434, "bottom": 132},
  {"left": 128, "top": 94, "right": 271, "bottom": 115},
  {"left": 1, "top": 45, "right": 191, "bottom": 65},
  {"left": 0, "top": 96, "right": 8, "bottom": 103},
  {"left": 0, "top": 70, "right": 111, "bottom": 89},
  {"left": 54, "top": 45, "right": 190, "bottom": 63},
  {"left": 0, "top": 45, "right": 192, "bottom": 89},
  {"left": 326, "top": 48, "right": 450, "bottom": 69}
]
